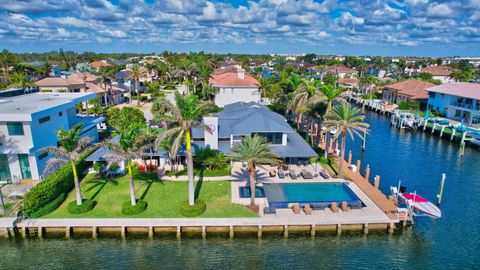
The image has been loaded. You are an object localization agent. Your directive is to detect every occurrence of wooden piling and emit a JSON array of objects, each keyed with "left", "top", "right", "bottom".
[
  {"left": 92, "top": 226, "right": 97, "bottom": 238},
  {"left": 257, "top": 225, "right": 262, "bottom": 238},
  {"left": 148, "top": 226, "right": 154, "bottom": 238},
  {"left": 374, "top": 175, "right": 380, "bottom": 189},
  {"left": 388, "top": 223, "right": 395, "bottom": 234},
  {"left": 363, "top": 224, "right": 369, "bottom": 234},
  {"left": 284, "top": 225, "right": 288, "bottom": 238},
  {"left": 361, "top": 131, "right": 366, "bottom": 151},
  {"left": 437, "top": 173, "right": 446, "bottom": 205},
  {"left": 356, "top": 160, "right": 361, "bottom": 172},
  {"left": 311, "top": 225, "right": 316, "bottom": 237},
  {"left": 121, "top": 226, "right": 126, "bottom": 238},
  {"left": 440, "top": 126, "right": 445, "bottom": 137},
  {"left": 347, "top": 151, "right": 352, "bottom": 165},
  {"left": 337, "top": 224, "right": 342, "bottom": 235},
  {"left": 65, "top": 227, "right": 71, "bottom": 238},
  {"left": 364, "top": 165, "right": 370, "bottom": 181},
  {"left": 176, "top": 226, "right": 181, "bottom": 239}
]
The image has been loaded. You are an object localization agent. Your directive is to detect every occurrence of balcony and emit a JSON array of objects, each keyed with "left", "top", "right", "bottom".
[
  {"left": 70, "top": 116, "right": 105, "bottom": 132},
  {"left": 452, "top": 102, "right": 480, "bottom": 111}
]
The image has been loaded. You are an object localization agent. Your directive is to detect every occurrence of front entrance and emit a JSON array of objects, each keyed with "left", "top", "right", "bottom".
[{"left": 18, "top": 154, "right": 32, "bottom": 179}]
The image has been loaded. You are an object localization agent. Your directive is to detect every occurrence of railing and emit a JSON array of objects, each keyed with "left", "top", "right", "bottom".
[{"left": 453, "top": 102, "right": 479, "bottom": 111}]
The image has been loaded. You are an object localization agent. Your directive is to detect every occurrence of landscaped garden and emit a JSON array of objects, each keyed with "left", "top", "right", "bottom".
[{"left": 44, "top": 172, "right": 258, "bottom": 218}]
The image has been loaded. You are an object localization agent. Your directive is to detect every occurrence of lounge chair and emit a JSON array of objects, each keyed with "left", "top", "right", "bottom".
[
  {"left": 320, "top": 169, "right": 330, "bottom": 179},
  {"left": 301, "top": 169, "right": 313, "bottom": 179},
  {"left": 292, "top": 204, "right": 301, "bottom": 214},
  {"left": 289, "top": 169, "right": 297, "bottom": 179},
  {"left": 303, "top": 204, "right": 313, "bottom": 215},
  {"left": 341, "top": 201, "right": 350, "bottom": 212},
  {"left": 330, "top": 202, "right": 339, "bottom": 213},
  {"left": 278, "top": 169, "right": 285, "bottom": 179}
]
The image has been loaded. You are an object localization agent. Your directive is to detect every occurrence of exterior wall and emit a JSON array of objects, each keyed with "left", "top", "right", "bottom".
[
  {"left": 432, "top": 75, "right": 454, "bottom": 84},
  {"left": 427, "top": 92, "right": 457, "bottom": 113},
  {"left": 38, "top": 85, "right": 84, "bottom": 93},
  {"left": 214, "top": 87, "right": 260, "bottom": 107}
]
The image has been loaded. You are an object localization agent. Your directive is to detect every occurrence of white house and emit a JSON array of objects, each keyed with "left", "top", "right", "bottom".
[
  {"left": 0, "top": 93, "right": 103, "bottom": 182},
  {"left": 420, "top": 66, "right": 454, "bottom": 84},
  {"left": 209, "top": 65, "right": 260, "bottom": 107},
  {"left": 426, "top": 83, "right": 480, "bottom": 126}
]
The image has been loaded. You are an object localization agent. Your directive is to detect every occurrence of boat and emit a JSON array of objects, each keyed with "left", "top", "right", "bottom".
[{"left": 391, "top": 186, "right": 442, "bottom": 218}]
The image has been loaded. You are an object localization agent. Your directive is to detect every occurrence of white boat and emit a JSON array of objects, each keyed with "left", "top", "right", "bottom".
[{"left": 391, "top": 187, "right": 442, "bottom": 218}]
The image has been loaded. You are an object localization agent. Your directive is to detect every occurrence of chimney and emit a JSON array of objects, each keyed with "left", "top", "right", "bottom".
[
  {"left": 237, "top": 66, "right": 245, "bottom": 79},
  {"left": 203, "top": 116, "right": 218, "bottom": 150}
]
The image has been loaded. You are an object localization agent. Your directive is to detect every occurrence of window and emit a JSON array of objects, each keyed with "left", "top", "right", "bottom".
[
  {"left": 58, "top": 112, "right": 63, "bottom": 117},
  {"left": 0, "top": 154, "right": 11, "bottom": 183},
  {"left": 252, "top": 132, "right": 283, "bottom": 144},
  {"left": 39, "top": 116, "right": 50, "bottom": 124},
  {"left": 7, "top": 122, "right": 24, "bottom": 136},
  {"left": 38, "top": 152, "right": 48, "bottom": 160}
]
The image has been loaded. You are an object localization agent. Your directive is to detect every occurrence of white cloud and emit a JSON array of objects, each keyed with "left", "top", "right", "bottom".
[{"left": 426, "top": 3, "right": 454, "bottom": 18}]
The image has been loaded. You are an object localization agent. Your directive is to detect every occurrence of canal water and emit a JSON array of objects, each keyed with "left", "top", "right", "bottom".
[{"left": 0, "top": 110, "right": 478, "bottom": 269}]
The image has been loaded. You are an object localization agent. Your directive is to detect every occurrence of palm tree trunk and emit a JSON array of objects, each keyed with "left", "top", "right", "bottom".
[
  {"left": 104, "top": 82, "right": 108, "bottom": 107},
  {"left": 136, "top": 79, "right": 140, "bottom": 106},
  {"left": 128, "top": 163, "right": 136, "bottom": 206},
  {"left": 249, "top": 165, "right": 256, "bottom": 206},
  {"left": 324, "top": 131, "right": 330, "bottom": 160},
  {"left": 71, "top": 161, "right": 83, "bottom": 206},
  {"left": 339, "top": 132, "right": 346, "bottom": 175},
  {"left": 185, "top": 130, "right": 195, "bottom": 206}
]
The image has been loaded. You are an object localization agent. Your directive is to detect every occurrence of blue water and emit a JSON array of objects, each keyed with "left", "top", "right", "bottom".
[
  {"left": 0, "top": 109, "right": 479, "bottom": 269},
  {"left": 239, "top": 186, "right": 266, "bottom": 198},
  {"left": 281, "top": 183, "right": 357, "bottom": 202}
]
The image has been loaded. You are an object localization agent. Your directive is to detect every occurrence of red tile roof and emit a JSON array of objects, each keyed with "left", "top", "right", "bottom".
[
  {"left": 35, "top": 73, "right": 99, "bottom": 87},
  {"left": 384, "top": 79, "right": 435, "bottom": 100},
  {"left": 209, "top": 65, "right": 259, "bottom": 87},
  {"left": 420, "top": 66, "right": 453, "bottom": 76},
  {"left": 90, "top": 61, "right": 115, "bottom": 68},
  {"left": 338, "top": 78, "right": 358, "bottom": 86},
  {"left": 325, "top": 65, "right": 358, "bottom": 74}
]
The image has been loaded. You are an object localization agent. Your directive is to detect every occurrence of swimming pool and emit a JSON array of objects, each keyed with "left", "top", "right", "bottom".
[
  {"left": 239, "top": 186, "right": 266, "bottom": 198},
  {"left": 264, "top": 182, "right": 362, "bottom": 209}
]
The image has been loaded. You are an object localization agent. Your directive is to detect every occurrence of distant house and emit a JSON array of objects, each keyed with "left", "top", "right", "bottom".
[
  {"left": 382, "top": 80, "right": 434, "bottom": 104},
  {"left": 426, "top": 83, "right": 480, "bottom": 125},
  {"left": 325, "top": 65, "right": 358, "bottom": 78},
  {"left": 192, "top": 102, "right": 317, "bottom": 162},
  {"left": 209, "top": 65, "right": 260, "bottom": 107},
  {"left": 337, "top": 78, "right": 359, "bottom": 90},
  {"left": 90, "top": 61, "right": 115, "bottom": 71},
  {"left": 420, "top": 66, "right": 454, "bottom": 84},
  {"left": 50, "top": 65, "right": 62, "bottom": 77}
]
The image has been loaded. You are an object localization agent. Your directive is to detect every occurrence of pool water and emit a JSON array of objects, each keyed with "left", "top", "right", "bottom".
[
  {"left": 239, "top": 186, "right": 266, "bottom": 198},
  {"left": 282, "top": 183, "right": 357, "bottom": 203}
]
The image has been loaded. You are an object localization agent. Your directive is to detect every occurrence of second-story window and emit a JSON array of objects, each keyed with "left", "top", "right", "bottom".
[
  {"left": 39, "top": 116, "right": 50, "bottom": 124},
  {"left": 7, "top": 122, "right": 24, "bottom": 136}
]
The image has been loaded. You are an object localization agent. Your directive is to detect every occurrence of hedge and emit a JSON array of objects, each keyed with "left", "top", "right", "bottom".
[
  {"left": 22, "top": 148, "right": 96, "bottom": 216},
  {"left": 29, "top": 193, "right": 66, "bottom": 218},
  {"left": 121, "top": 200, "right": 148, "bottom": 215},
  {"left": 166, "top": 166, "right": 231, "bottom": 177},
  {"left": 180, "top": 200, "right": 206, "bottom": 217},
  {"left": 67, "top": 199, "right": 97, "bottom": 214},
  {"left": 130, "top": 96, "right": 148, "bottom": 102}
]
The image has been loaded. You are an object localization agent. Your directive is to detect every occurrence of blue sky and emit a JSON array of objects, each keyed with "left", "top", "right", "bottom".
[{"left": 0, "top": 0, "right": 479, "bottom": 57}]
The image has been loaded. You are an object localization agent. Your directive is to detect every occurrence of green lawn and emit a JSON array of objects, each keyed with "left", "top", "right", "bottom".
[{"left": 44, "top": 172, "right": 257, "bottom": 218}]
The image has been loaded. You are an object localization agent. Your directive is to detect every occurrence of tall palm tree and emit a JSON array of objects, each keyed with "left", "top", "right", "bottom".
[
  {"left": 97, "top": 67, "right": 115, "bottom": 106},
  {"left": 175, "top": 61, "right": 198, "bottom": 92},
  {"left": 127, "top": 64, "right": 147, "bottom": 106},
  {"left": 105, "top": 126, "right": 148, "bottom": 206},
  {"left": 39, "top": 124, "right": 93, "bottom": 205},
  {"left": 289, "top": 79, "right": 324, "bottom": 129},
  {"left": 152, "top": 92, "right": 214, "bottom": 206},
  {"left": 228, "top": 136, "right": 279, "bottom": 209},
  {"left": 323, "top": 103, "right": 369, "bottom": 175},
  {"left": 319, "top": 83, "right": 345, "bottom": 114}
]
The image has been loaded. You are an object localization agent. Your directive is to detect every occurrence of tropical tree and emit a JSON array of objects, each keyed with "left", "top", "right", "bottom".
[
  {"left": 319, "top": 83, "right": 345, "bottom": 114},
  {"left": 127, "top": 64, "right": 147, "bottom": 105},
  {"left": 152, "top": 92, "right": 214, "bottom": 206},
  {"left": 9, "top": 72, "right": 33, "bottom": 89},
  {"left": 289, "top": 79, "right": 324, "bottom": 129},
  {"left": 97, "top": 66, "right": 115, "bottom": 106},
  {"left": 228, "top": 136, "right": 279, "bottom": 210},
  {"left": 0, "top": 49, "right": 15, "bottom": 83},
  {"left": 39, "top": 124, "right": 93, "bottom": 205},
  {"left": 323, "top": 103, "right": 369, "bottom": 175},
  {"left": 105, "top": 126, "right": 148, "bottom": 206},
  {"left": 107, "top": 106, "right": 146, "bottom": 134}
]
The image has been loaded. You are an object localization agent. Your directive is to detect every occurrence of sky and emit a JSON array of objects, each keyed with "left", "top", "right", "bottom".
[{"left": 0, "top": 0, "right": 479, "bottom": 57}]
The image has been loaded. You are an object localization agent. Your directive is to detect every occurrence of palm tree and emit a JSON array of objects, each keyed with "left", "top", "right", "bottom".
[
  {"left": 228, "top": 136, "right": 279, "bottom": 209},
  {"left": 175, "top": 61, "right": 198, "bottom": 92},
  {"left": 323, "top": 103, "right": 369, "bottom": 175},
  {"left": 127, "top": 64, "right": 147, "bottom": 106},
  {"left": 319, "top": 83, "right": 345, "bottom": 114},
  {"left": 97, "top": 66, "right": 115, "bottom": 106},
  {"left": 39, "top": 124, "right": 93, "bottom": 205},
  {"left": 0, "top": 49, "right": 15, "bottom": 83},
  {"left": 289, "top": 79, "right": 324, "bottom": 129},
  {"left": 152, "top": 92, "right": 214, "bottom": 206},
  {"left": 105, "top": 126, "right": 148, "bottom": 206},
  {"left": 9, "top": 72, "right": 33, "bottom": 89}
]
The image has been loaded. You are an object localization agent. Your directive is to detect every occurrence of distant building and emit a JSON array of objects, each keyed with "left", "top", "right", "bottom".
[
  {"left": 50, "top": 65, "right": 62, "bottom": 77},
  {"left": 337, "top": 78, "right": 359, "bottom": 90},
  {"left": 426, "top": 83, "right": 480, "bottom": 125},
  {"left": 209, "top": 65, "right": 260, "bottom": 107},
  {"left": 420, "top": 66, "right": 454, "bottom": 84},
  {"left": 325, "top": 65, "right": 358, "bottom": 78},
  {"left": 90, "top": 61, "right": 115, "bottom": 71},
  {"left": 192, "top": 102, "right": 316, "bottom": 162},
  {"left": 382, "top": 79, "right": 434, "bottom": 104},
  {"left": 0, "top": 93, "right": 103, "bottom": 182}
]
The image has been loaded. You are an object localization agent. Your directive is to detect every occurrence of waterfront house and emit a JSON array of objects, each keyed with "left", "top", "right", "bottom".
[
  {"left": 192, "top": 102, "right": 317, "bottom": 163},
  {"left": 209, "top": 65, "right": 261, "bottom": 107},
  {"left": 0, "top": 93, "right": 103, "bottom": 182},
  {"left": 325, "top": 65, "right": 358, "bottom": 79},
  {"left": 426, "top": 82, "right": 480, "bottom": 125},
  {"left": 337, "top": 78, "right": 359, "bottom": 90},
  {"left": 420, "top": 66, "right": 454, "bottom": 84},
  {"left": 90, "top": 60, "right": 115, "bottom": 71},
  {"left": 382, "top": 80, "right": 434, "bottom": 105}
]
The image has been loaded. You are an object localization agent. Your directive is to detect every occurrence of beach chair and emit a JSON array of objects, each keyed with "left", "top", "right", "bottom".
[
  {"left": 301, "top": 169, "right": 313, "bottom": 179},
  {"left": 278, "top": 169, "right": 285, "bottom": 179},
  {"left": 320, "top": 169, "right": 330, "bottom": 179},
  {"left": 289, "top": 169, "right": 297, "bottom": 179},
  {"left": 341, "top": 201, "right": 350, "bottom": 212},
  {"left": 330, "top": 202, "right": 339, "bottom": 213},
  {"left": 303, "top": 204, "right": 313, "bottom": 215},
  {"left": 292, "top": 204, "right": 301, "bottom": 214}
]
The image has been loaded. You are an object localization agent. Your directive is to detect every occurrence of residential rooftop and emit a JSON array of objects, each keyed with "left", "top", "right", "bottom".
[
  {"left": 0, "top": 92, "right": 95, "bottom": 119},
  {"left": 426, "top": 82, "right": 480, "bottom": 100}
]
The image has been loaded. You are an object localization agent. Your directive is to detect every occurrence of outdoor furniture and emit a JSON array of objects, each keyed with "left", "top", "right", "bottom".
[
  {"left": 301, "top": 169, "right": 313, "bottom": 179},
  {"left": 330, "top": 202, "right": 339, "bottom": 213},
  {"left": 269, "top": 170, "right": 276, "bottom": 177},
  {"left": 282, "top": 164, "right": 288, "bottom": 171},
  {"left": 303, "top": 204, "right": 313, "bottom": 215},
  {"left": 289, "top": 169, "right": 297, "bottom": 179},
  {"left": 278, "top": 169, "right": 285, "bottom": 179},
  {"left": 320, "top": 169, "right": 330, "bottom": 179},
  {"left": 292, "top": 204, "right": 301, "bottom": 214},
  {"left": 341, "top": 201, "right": 350, "bottom": 212}
]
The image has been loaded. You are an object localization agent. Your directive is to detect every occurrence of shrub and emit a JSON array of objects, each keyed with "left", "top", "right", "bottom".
[
  {"left": 22, "top": 148, "right": 96, "bottom": 216},
  {"left": 130, "top": 95, "right": 148, "bottom": 102},
  {"left": 179, "top": 200, "right": 206, "bottom": 217},
  {"left": 121, "top": 200, "right": 148, "bottom": 215},
  {"left": 398, "top": 100, "right": 420, "bottom": 111},
  {"left": 67, "top": 199, "right": 97, "bottom": 214},
  {"left": 165, "top": 166, "right": 231, "bottom": 177},
  {"left": 29, "top": 193, "right": 66, "bottom": 218}
]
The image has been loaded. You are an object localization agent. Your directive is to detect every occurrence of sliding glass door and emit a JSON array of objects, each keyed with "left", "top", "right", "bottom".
[
  {"left": 18, "top": 154, "right": 32, "bottom": 180},
  {"left": 0, "top": 155, "right": 11, "bottom": 183}
]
